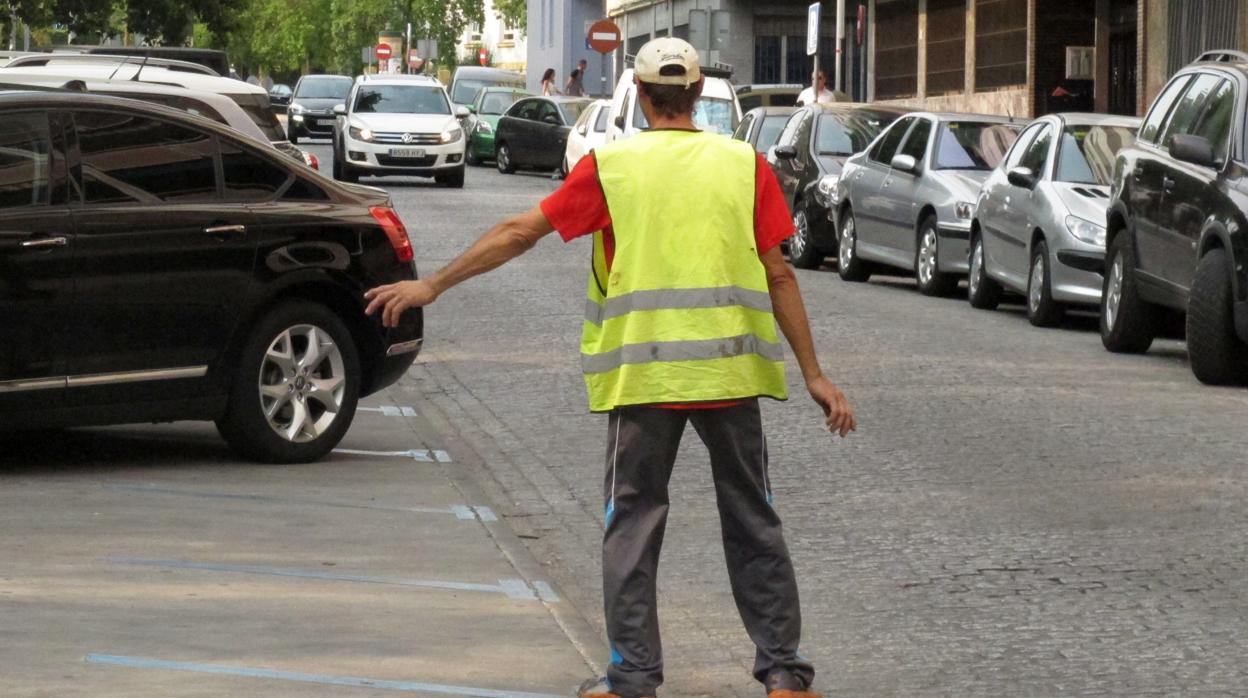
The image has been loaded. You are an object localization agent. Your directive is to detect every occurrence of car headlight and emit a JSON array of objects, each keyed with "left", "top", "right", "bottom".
[
  {"left": 477, "top": 121, "right": 492, "bottom": 134},
  {"left": 348, "top": 125, "right": 373, "bottom": 142},
  {"left": 289, "top": 103, "right": 304, "bottom": 114},
  {"left": 955, "top": 201, "right": 974, "bottom": 220},
  {"left": 815, "top": 174, "right": 840, "bottom": 206},
  {"left": 440, "top": 126, "right": 463, "bottom": 143},
  {"left": 1065, "top": 215, "right": 1107, "bottom": 247}
]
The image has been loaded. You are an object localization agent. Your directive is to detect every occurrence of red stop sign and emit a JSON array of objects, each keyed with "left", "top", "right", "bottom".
[
  {"left": 375, "top": 43, "right": 392, "bottom": 60},
  {"left": 587, "top": 19, "right": 622, "bottom": 54},
  {"left": 478, "top": 47, "right": 489, "bottom": 66}
]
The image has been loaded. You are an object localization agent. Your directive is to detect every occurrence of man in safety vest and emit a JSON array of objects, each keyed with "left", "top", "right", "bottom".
[{"left": 365, "top": 37, "right": 855, "bottom": 698}]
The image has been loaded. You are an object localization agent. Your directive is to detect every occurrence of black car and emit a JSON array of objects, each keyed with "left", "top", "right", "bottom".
[
  {"left": 287, "top": 74, "right": 354, "bottom": 143},
  {"left": 732, "top": 106, "right": 797, "bottom": 154},
  {"left": 1103, "top": 54, "right": 1248, "bottom": 384},
  {"left": 494, "top": 96, "right": 593, "bottom": 175},
  {"left": 0, "top": 92, "right": 422, "bottom": 461},
  {"left": 767, "top": 103, "right": 907, "bottom": 268},
  {"left": 269, "top": 83, "right": 292, "bottom": 113}
]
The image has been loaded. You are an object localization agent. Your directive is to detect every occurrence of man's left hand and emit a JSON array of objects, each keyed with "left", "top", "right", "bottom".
[{"left": 364, "top": 280, "right": 437, "bottom": 327}]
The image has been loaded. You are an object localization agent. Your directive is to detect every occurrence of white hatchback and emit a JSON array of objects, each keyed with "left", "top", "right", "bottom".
[
  {"left": 332, "top": 75, "right": 469, "bottom": 187},
  {"left": 563, "top": 99, "right": 611, "bottom": 173}
]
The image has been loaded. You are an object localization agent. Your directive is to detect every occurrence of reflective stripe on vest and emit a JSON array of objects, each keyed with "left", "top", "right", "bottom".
[
  {"left": 584, "top": 286, "right": 773, "bottom": 326},
  {"left": 578, "top": 130, "right": 788, "bottom": 412}
]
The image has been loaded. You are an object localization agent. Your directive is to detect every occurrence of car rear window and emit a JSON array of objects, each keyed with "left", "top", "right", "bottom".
[
  {"left": 559, "top": 101, "right": 590, "bottom": 124},
  {"left": 75, "top": 111, "right": 218, "bottom": 204},
  {"left": 933, "top": 121, "right": 1020, "bottom": 170},
  {"left": 452, "top": 77, "right": 525, "bottom": 105},
  {"left": 0, "top": 113, "right": 50, "bottom": 209},
  {"left": 1055, "top": 125, "right": 1137, "bottom": 185},
  {"left": 230, "top": 92, "right": 286, "bottom": 141}
]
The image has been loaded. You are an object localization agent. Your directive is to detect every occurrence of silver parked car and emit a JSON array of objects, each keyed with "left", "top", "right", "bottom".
[
  {"left": 834, "top": 112, "right": 1021, "bottom": 294},
  {"left": 968, "top": 113, "right": 1141, "bottom": 325}
]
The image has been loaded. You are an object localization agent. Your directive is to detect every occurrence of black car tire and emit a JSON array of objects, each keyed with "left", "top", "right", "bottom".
[
  {"left": 288, "top": 128, "right": 299, "bottom": 144},
  {"left": 466, "top": 147, "right": 481, "bottom": 166},
  {"left": 1186, "top": 248, "right": 1248, "bottom": 385},
  {"left": 216, "top": 301, "right": 361, "bottom": 463},
  {"left": 1027, "top": 240, "right": 1064, "bottom": 327},
  {"left": 340, "top": 160, "right": 359, "bottom": 183},
  {"left": 1100, "top": 231, "right": 1156, "bottom": 353},
  {"left": 436, "top": 166, "right": 466, "bottom": 188},
  {"left": 915, "top": 216, "right": 958, "bottom": 296},
  {"left": 788, "top": 205, "right": 823, "bottom": 270},
  {"left": 967, "top": 233, "right": 1002, "bottom": 310},
  {"left": 496, "top": 142, "right": 516, "bottom": 174},
  {"left": 331, "top": 146, "right": 342, "bottom": 180},
  {"left": 837, "top": 208, "right": 871, "bottom": 282}
]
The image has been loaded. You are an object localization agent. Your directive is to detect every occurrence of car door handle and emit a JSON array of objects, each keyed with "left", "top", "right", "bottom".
[
  {"left": 20, "top": 236, "right": 68, "bottom": 249},
  {"left": 854, "top": 171, "right": 863, "bottom": 180},
  {"left": 1162, "top": 176, "right": 1176, "bottom": 192},
  {"left": 204, "top": 224, "right": 247, "bottom": 236}
]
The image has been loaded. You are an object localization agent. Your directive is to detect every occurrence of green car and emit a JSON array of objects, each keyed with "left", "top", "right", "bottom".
[{"left": 465, "top": 87, "right": 534, "bottom": 166}]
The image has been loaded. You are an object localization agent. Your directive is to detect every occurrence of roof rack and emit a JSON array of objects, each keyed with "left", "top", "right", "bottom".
[
  {"left": 2, "top": 53, "right": 219, "bottom": 76},
  {"left": 1194, "top": 50, "right": 1248, "bottom": 64}
]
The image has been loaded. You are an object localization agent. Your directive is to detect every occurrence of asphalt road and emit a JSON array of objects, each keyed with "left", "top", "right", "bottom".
[{"left": 295, "top": 140, "right": 1248, "bottom": 697}]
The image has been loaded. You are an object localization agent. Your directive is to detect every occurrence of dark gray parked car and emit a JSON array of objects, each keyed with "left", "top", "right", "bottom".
[{"left": 287, "top": 74, "right": 353, "bottom": 142}]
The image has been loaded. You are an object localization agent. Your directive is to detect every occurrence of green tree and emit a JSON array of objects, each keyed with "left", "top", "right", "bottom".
[
  {"left": 230, "top": 0, "right": 331, "bottom": 74},
  {"left": 492, "top": 0, "right": 524, "bottom": 32},
  {"left": 57, "top": 0, "right": 113, "bottom": 36},
  {"left": 404, "top": 0, "right": 483, "bottom": 69},
  {"left": 125, "top": 0, "right": 242, "bottom": 44}
]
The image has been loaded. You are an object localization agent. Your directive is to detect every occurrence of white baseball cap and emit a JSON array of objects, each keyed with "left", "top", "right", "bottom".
[{"left": 634, "top": 37, "right": 701, "bottom": 87}]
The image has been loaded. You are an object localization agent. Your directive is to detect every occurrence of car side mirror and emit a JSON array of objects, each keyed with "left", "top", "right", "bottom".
[
  {"left": 1170, "top": 134, "right": 1216, "bottom": 168},
  {"left": 466, "top": 105, "right": 477, "bottom": 114},
  {"left": 613, "top": 114, "right": 625, "bottom": 131},
  {"left": 456, "top": 106, "right": 471, "bottom": 119},
  {"left": 773, "top": 144, "right": 798, "bottom": 160},
  {"left": 890, "top": 154, "right": 919, "bottom": 173},
  {"left": 577, "top": 125, "right": 588, "bottom": 136},
  {"left": 332, "top": 104, "right": 346, "bottom": 116},
  {"left": 1006, "top": 166, "right": 1037, "bottom": 189}
]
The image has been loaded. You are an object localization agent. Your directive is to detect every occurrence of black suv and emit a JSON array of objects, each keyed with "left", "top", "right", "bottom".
[
  {"left": 1104, "top": 54, "right": 1248, "bottom": 384},
  {"left": 0, "top": 92, "right": 422, "bottom": 461}
]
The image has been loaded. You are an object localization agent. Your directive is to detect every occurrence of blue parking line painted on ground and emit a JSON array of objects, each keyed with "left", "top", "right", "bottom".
[
  {"left": 84, "top": 654, "right": 568, "bottom": 698},
  {"left": 103, "top": 483, "right": 464, "bottom": 518},
  {"left": 102, "top": 557, "right": 539, "bottom": 600}
]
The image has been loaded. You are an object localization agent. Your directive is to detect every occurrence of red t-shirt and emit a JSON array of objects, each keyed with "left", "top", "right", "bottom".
[{"left": 540, "top": 147, "right": 795, "bottom": 410}]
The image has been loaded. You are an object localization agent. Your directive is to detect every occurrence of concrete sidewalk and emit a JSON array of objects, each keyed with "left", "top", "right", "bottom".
[{"left": 0, "top": 386, "right": 600, "bottom": 696}]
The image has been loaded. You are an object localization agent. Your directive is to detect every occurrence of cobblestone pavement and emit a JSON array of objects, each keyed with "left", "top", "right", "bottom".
[{"left": 315, "top": 146, "right": 1248, "bottom": 697}]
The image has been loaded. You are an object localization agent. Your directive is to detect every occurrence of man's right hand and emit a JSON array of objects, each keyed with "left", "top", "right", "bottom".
[{"left": 807, "top": 375, "right": 856, "bottom": 437}]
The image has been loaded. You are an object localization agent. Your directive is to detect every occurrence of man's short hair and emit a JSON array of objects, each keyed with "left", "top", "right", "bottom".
[{"left": 638, "top": 65, "right": 700, "bottom": 118}]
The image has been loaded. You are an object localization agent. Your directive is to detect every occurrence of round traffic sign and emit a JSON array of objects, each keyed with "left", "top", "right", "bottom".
[
  {"left": 587, "top": 19, "right": 622, "bottom": 54},
  {"left": 375, "top": 43, "right": 393, "bottom": 60}
]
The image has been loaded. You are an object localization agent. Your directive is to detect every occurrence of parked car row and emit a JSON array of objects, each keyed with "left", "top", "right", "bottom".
[{"left": 761, "top": 53, "right": 1248, "bottom": 387}]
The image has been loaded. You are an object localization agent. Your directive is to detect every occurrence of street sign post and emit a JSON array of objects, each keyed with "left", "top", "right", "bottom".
[
  {"left": 808, "top": 2, "right": 821, "bottom": 102},
  {"left": 587, "top": 19, "right": 622, "bottom": 54}
]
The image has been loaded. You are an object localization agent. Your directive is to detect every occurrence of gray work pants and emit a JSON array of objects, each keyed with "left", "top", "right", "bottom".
[{"left": 601, "top": 399, "right": 814, "bottom": 697}]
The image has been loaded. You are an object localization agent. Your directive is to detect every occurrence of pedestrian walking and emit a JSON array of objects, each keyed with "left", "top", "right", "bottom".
[
  {"left": 565, "top": 68, "right": 585, "bottom": 97},
  {"left": 541, "top": 68, "right": 560, "bottom": 96},
  {"left": 364, "top": 37, "right": 855, "bottom": 698}
]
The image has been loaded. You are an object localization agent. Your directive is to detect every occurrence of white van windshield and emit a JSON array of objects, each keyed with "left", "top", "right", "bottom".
[{"left": 632, "top": 96, "right": 736, "bottom": 135}]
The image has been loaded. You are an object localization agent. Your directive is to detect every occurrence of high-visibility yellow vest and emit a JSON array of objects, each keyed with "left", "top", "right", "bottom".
[{"left": 580, "top": 129, "right": 788, "bottom": 412}]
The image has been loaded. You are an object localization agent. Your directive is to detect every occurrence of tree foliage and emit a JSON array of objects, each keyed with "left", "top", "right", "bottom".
[
  {"left": 492, "top": 0, "right": 525, "bottom": 32},
  {"left": 125, "top": 0, "right": 243, "bottom": 45}
]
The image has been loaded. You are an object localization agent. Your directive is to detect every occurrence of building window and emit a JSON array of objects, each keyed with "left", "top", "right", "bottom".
[
  {"left": 926, "top": 0, "right": 966, "bottom": 95},
  {"left": 627, "top": 33, "right": 648, "bottom": 58},
  {"left": 1166, "top": 0, "right": 1243, "bottom": 74},
  {"left": 975, "top": 0, "right": 1027, "bottom": 90},
  {"left": 755, "top": 35, "right": 781, "bottom": 83},
  {"left": 874, "top": 0, "right": 918, "bottom": 99},
  {"left": 674, "top": 23, "right": 689, "bottom": 41},
  {"left": 785, "top": 34, "right": 811, "bottom": 84}
]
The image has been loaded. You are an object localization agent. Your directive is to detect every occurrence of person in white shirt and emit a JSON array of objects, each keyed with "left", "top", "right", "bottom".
[{"left": 796, "top": 70, "right": 837, "bottom": 106}]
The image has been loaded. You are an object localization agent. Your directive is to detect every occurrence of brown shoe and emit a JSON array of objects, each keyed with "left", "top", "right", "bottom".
[
  {"left": 768, "top": 691, "right": 823, "bottom": 698},
  {"left": 577, "top": 676, "right": 655, "bottom": 698}
]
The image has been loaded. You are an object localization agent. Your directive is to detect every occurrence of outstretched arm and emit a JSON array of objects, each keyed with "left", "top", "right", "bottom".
[
  {"left": 760, "top": 246, "right": 857, "bottom": 437},
  {"left": 364, "top": 204, "right": 555, "bottom": 327}
]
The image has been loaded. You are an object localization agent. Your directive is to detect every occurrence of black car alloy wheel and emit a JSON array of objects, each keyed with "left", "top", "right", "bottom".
[
  {"left": 496, "top": 142, "right": 515, "bottom": 174},
  {"left": 1100, "top": 232, "right": 1156, "bottom": 354},
  {"left": 788, "top": 206, "right": 822, "bottom": 270},
  {"left": 217, "top": 301, "right": 361, "bottom": 463},
  {"left": 967, "top": 233, "right": 1002, "bottom": 310}
]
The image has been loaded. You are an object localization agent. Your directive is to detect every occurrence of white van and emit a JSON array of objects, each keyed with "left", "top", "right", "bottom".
[{"left": 605, "top": 67, "right": 742, "bottom": 142}]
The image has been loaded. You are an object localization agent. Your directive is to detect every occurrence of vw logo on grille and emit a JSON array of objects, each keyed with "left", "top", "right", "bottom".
[{"left": 402, "top": 133, "right": 414, "bottom": 144}]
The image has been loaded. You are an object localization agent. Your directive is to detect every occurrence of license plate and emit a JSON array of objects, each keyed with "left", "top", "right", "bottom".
[
  {"left": 315, "top": 118, "right": 333, "bottom": 126},
  {"left": 388, "top": 148, "right": 426, "bottom": 158}
]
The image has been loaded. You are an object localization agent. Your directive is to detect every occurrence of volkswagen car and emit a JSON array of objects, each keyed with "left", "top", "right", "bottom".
[
  {"left": 332, "top": 75, "right": 469, "bottom": 187},
  {"left": 969, "top": 113, "right": 1139, "bottom": 325},
  {"left": 835, "top": 112, "right": 1022, "bottom": 294}
]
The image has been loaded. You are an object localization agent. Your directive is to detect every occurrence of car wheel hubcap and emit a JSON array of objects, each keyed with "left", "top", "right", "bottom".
[
  {"left": 839, "top": 217, "right": 855, "bottom": 268},
  {"left": 498, "top": 147, "right": 509, "bottom": 169},
  {"left": 1105, "top": 254, "right": 1124, "bottom": 329},
  {"left": 918, "top": 228, "right": 937, "bottom": 285},
  {"left": 1029, "top": 255, "right": 1045, "bottom": 313},
  {"left": 259, "top": 324, "right": 346, "bottom": 443},
  {"left": 970, "top": 242, "right": 983, "bottom": 296},
  {"left": 792, "top": 211, "right": 809, "bottom": 259}
]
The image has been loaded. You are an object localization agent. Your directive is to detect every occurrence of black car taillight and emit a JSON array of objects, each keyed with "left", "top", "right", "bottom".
[{"left": 369, "top": 206, "right": 414, "bottom": 263}]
